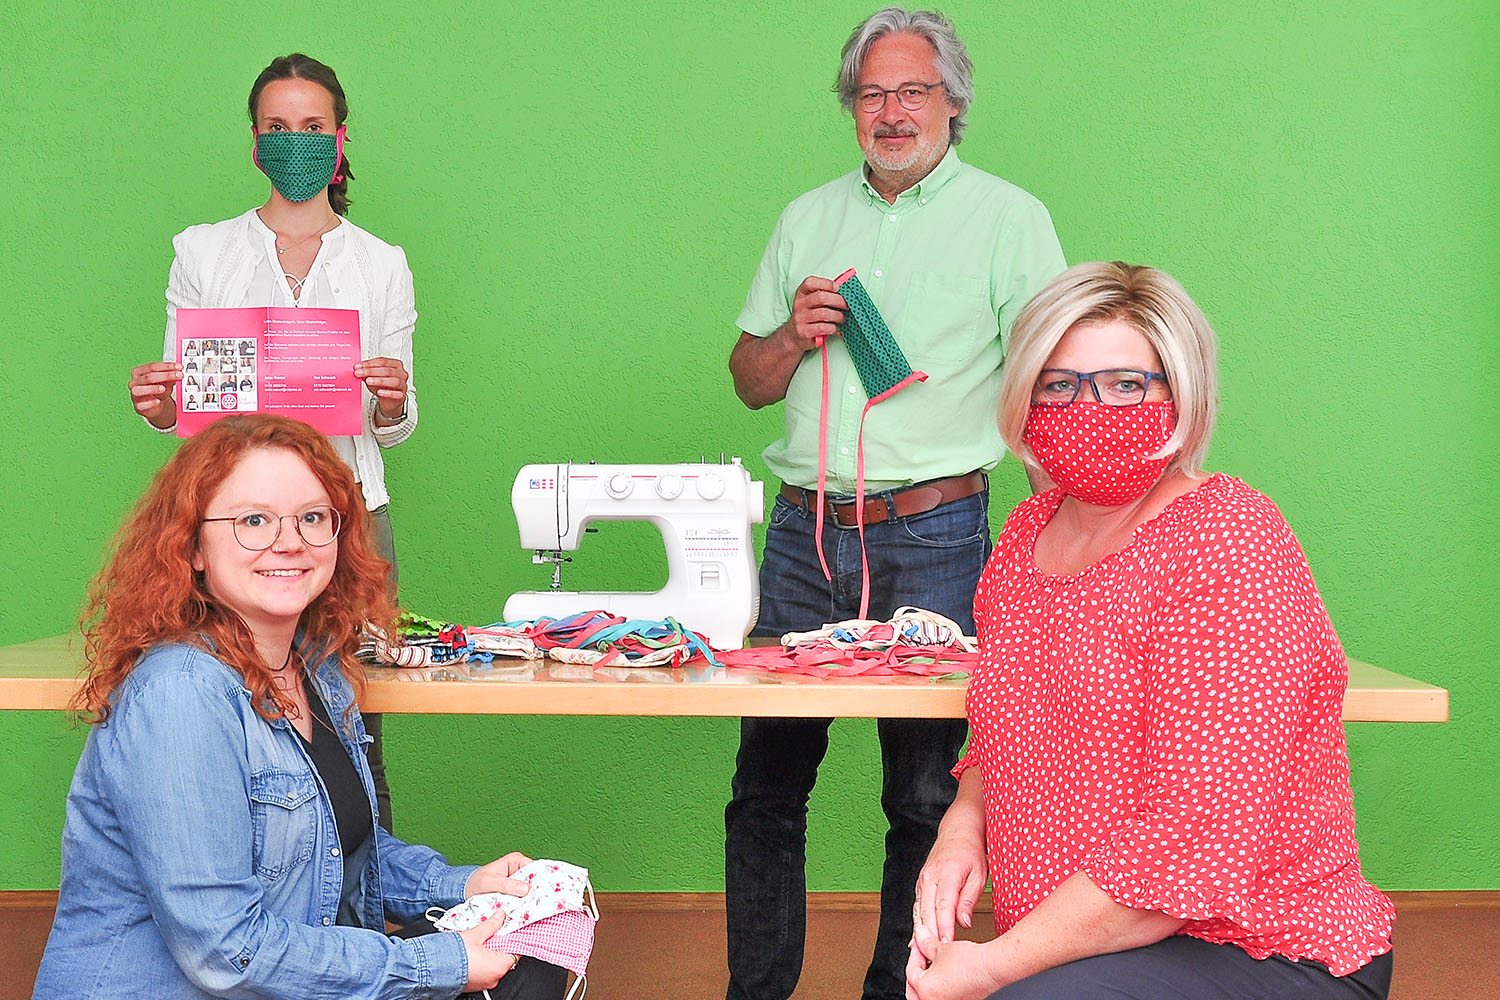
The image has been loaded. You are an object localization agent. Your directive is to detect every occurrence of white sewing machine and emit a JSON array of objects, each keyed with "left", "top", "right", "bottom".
[{"left": 502, "top": 460, "right": 765, "bottom": 649}]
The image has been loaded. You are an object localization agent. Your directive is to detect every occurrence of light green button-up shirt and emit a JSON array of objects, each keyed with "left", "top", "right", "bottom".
[{"left": 737, "top": 148, "right": 1066, "bottom": 494}]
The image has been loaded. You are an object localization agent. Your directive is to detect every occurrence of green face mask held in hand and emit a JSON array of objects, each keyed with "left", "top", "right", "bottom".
[
  {"left": 833, "top": 268, "right": 925, "bottom": 402},
  {"left": 808, "top": 268, "right": 928, "bottom": 619},
  {"left": 253, "top": 126, "right": 345, "bottom": 203}
]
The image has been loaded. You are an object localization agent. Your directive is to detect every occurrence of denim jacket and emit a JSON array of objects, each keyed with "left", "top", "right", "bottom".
[{"left": 34, "top": 642, "right": 477, "bottom": 999}]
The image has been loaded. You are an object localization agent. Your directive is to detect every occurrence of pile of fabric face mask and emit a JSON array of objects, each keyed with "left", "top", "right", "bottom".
[
  {"left": 359, "top": 612, "right": 497, "bottom": 669},
  {"left": 716, "top": 606, "right": 977, "bottom": 677},
  {"left": 428, "top": 858, "right": 598, "bottom": 1000},
  {"left": 513, "top": 611, "right": 721, "bottom": 668},
  {"left": 361, "top": 610, "right": 721, "bottom": 671}
]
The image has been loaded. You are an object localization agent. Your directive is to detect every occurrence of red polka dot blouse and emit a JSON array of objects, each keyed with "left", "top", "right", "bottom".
[{"left": 957, "top": 474, "right": 1394, "bottom": 975}]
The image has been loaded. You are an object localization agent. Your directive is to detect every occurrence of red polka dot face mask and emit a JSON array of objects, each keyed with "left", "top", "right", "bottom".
[{"left": 1024, "top": 400, "right": 1175, "bottom": 506}]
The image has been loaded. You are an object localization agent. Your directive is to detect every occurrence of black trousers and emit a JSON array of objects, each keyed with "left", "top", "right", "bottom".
[
  {"left": 367, "top": 503, "right": 398, "bottom": 832},
  {"left": 982, "top": 936, "right": 1392, "bottom": 1000}
]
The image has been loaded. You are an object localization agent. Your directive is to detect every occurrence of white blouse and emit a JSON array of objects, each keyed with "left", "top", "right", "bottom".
[{"left": 155, "top": 208, "right": 418, "bottom": 510}]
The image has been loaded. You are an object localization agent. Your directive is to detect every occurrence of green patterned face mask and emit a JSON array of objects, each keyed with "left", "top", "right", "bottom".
[
  {"left": 833, "top": 268, "right": 923, "bottom": 402},
  {"left": 807, "top": 268, "right": 929, "bottom": 620},
  {"left": 253, "top": 127, "right": 345, "bottom": 203}
]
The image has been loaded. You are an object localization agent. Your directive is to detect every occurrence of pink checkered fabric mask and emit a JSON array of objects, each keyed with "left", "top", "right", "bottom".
[
  {"left": 484, "top": 907, "right": 596, "bottom": 997},
  {"left": 429, "top": 859, "right": 598, "bottom": 999}
]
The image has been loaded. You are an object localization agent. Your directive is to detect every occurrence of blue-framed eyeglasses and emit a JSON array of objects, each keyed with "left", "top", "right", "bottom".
[{"left": 1031, "top": 369, "right": 1171, "bottom": 408}]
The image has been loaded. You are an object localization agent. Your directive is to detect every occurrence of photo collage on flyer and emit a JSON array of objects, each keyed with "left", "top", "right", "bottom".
[{"left": 180, "top": 338, "right": 258, "bottom": 414}]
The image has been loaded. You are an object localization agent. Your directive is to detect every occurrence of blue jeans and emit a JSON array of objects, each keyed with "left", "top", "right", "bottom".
[
  {"left": 725, "top": 488, "right": 989, "bottom": 1000},
  {"left": 986, "top": 935, "right": 1392, "bottom": 1000}
]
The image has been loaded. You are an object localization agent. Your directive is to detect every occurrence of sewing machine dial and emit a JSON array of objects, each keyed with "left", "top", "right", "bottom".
[
  {"left": 605, "top": 472, "right": 635, "bottom": 499},
  {"left": 696, "top": 471, "right": 726, "bottom": 500},
  {"left": 654, "top": 473, "right": 684, "bottom": 499}
]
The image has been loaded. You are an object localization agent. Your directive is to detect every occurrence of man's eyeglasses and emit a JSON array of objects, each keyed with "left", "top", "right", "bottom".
[
  {"left": 202, "top": 506, "right": 343, "bottom": 551},
  {"left": 1031, "top": 369, "right": 1171, "bottom": 408},
  {"left": 856, "top": 81, "right": 945, "bottom": 113}
]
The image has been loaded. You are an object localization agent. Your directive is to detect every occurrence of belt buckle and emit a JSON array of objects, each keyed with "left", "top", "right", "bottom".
[{"left": 846, "top": 494, "right": 894, "bottom": 527}]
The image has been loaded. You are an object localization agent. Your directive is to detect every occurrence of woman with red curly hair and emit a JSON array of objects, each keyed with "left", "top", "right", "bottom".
[{"left": 34, "top": 415, "right": 566, "bottom": 1000}]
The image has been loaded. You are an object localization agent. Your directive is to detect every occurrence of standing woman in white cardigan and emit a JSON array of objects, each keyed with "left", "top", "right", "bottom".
[{"left": 126, "top": 53, "right": 415, "bottom": 831}]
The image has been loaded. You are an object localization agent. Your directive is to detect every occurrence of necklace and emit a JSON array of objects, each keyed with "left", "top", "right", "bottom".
[
  {"left": 271, "top": 215, "right": 339, "bottom": 255},
  {"left": 271, "top": 648, "right": 302, "bottom": 709},
  {"left": 290, "top": 650, "right": 339, "bottom": 739},
  {"left": 276, "top": 226, "right": 333, "bottom": 255},
  {"left": 276, "top": 661, "right": 338, "bottom": 741}
]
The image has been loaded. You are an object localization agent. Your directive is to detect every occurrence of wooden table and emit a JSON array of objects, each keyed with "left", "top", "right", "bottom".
[{"left": 0, "top": 634, "right": 1449, "bottom": 722}]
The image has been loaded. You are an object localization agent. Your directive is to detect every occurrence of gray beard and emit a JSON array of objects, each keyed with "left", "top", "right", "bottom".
[{"left": 863, "top": 138, "right": 948, "bottom": 193}]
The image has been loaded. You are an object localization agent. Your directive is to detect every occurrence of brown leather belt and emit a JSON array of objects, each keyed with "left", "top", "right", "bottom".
[{"left": 779, "top": 471, "right": 987, "bottom": 527}]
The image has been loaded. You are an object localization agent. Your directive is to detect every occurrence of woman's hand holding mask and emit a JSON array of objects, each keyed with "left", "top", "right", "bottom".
[
  {"left": 465, "top": 851, "right": 534, "bottom": 899},
  {"left": 459, "top": 907, "right": 520, "bottom": 991}
]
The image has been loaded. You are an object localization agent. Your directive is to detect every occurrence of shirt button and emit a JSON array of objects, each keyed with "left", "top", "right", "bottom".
[
  {"left": 920, "top": 198, "right": 928, "bottom": 205},
  {"left": 887, "top": 214, "right": 897, "bottom": 222},
  {"left": 874, "top": 269, "right": 884, "bottom": 277},
  {"left": 848, "top": 386, "right": 858, "bottom": 394},
  {"left": 322, "top": 917, "right": 332, "bottom": 926},
  {"left": 840, "top": 447, "right": 850, "bottom": 455},
  {"left": 240, "top": 957, "right": 249, "bottom": 967},
  {"left": 331, "top": 847, "right": 340, "bottom": 857}
]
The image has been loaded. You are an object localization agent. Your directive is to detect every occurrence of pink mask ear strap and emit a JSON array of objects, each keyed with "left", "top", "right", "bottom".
[{"left": 332, "top": 125, "right": 347, "bottom": 183}]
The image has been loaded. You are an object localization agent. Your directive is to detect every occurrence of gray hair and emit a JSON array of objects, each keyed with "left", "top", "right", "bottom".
[{"left": 835, "top": 8, "right": 975, "bottom": 144}]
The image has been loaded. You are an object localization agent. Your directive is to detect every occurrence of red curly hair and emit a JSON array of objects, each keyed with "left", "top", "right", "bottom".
[{"left": 74, "top": 414, "right": 397, "bottom": 725}]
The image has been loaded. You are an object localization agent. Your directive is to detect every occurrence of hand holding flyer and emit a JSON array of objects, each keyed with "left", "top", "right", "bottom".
[{"left": 176, "top": 307, "right": 363, "bottom": 436}]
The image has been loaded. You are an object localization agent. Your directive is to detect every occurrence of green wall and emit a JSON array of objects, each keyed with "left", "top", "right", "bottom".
[{"left": 1, "top": 0, "right": 1496, "bottom": 894}]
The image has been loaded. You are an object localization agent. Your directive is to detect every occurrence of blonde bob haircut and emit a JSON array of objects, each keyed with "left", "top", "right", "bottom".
[{"left": 998, "top": 261, "right": 1218, "bottom": 476}]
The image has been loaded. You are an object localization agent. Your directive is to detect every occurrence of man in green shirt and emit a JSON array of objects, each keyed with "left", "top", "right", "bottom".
[{"left": 725, "top": 9, "right": 1066, "bottom": 1000}]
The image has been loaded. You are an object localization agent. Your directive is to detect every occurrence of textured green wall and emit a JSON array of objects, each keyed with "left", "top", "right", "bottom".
[{"left": 1, "top": 0, "right": 1496, "bottom": 894}]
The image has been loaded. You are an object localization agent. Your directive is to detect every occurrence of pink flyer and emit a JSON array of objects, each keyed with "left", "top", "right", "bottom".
[{"left": 175, "top": 307, "right": 362, "bottom": 437}]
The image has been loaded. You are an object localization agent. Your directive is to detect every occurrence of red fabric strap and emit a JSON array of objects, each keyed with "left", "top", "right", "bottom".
[
  {"left": 717, "top": 643, "right": 973, "bottom": 677},
  {"left": 809, "top": 304, "right": 928, "bottom": 618}
]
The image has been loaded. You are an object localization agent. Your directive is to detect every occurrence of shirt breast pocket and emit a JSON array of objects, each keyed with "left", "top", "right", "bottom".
[
  {"left": 249, "top": 768, "right": 319, "bottom": 883},
  {"left": 900, "top": 270, "right": 993, "bottom": 367}
]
